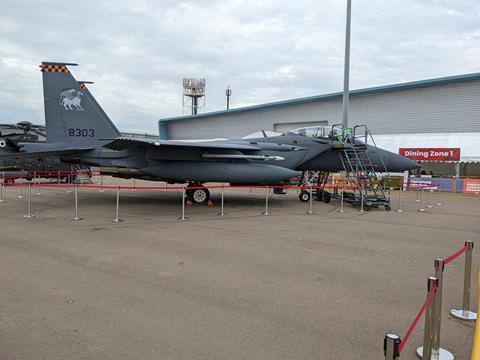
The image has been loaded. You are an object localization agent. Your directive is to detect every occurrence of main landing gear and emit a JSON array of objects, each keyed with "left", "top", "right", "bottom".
[{"left": 186, "top": 184, "right": 211, "bottom": 204}]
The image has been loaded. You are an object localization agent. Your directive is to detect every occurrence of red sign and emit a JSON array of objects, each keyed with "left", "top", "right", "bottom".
[
  {"left": 463, "top": 179, "right": 480, "bottom": 194},
  {"left": 399, "top": 148, "right": 460, "bottom": 161}
]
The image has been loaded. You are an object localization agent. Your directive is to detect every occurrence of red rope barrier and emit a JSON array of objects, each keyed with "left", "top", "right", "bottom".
[
  {"left": 444, "top": 245, "right": 467, "bottom": 265},
  {"left": 398, "top": 282, "right": 437, "bottom": 353}
]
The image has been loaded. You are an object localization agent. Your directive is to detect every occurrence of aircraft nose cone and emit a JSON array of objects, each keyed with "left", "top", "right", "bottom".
[{"left": 388, "top": 153, "right": 420, "bottom": 172}]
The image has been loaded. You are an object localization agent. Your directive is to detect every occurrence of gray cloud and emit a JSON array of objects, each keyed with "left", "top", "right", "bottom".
[{"left": 0, "top": 0, "right": 479, "bottom": 133}]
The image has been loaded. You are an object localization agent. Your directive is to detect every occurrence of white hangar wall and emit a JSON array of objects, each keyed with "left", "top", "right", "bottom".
[{"left": 159, "top": 74, "right": 480, "bottom": 140}]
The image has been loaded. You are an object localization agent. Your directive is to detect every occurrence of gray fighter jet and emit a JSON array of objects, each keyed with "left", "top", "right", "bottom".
[{"left": 8, "top": 62, "right": 418, "bottom": 204}]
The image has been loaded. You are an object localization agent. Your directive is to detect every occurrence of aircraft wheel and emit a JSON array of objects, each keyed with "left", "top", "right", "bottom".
[
  {"left": 299, "top": 190, "right": 310, "bottom": 202},
  {"left": 384, "top": 205, "right": 391, "bottom": 211},
  {"left": 191, "top": 188, "right": 210, "bottom": 204},
  {"left": 322, "top": 192, "right": 331, "bottom": 203}
]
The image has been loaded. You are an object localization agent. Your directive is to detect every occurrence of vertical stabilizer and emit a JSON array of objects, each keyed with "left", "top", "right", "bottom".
[{"left": 41, "top": 62, "right": 120, "bottom": 145}]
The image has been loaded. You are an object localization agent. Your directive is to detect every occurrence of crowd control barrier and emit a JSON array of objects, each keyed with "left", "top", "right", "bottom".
[
  {"left": 0, "top": 172, "right": 454, "bottom": 222},
  {"left": 384, "top": 241, "right": 476, "bottom": 360}
]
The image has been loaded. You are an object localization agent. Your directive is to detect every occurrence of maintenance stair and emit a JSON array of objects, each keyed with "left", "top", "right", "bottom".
[{"left": 336, "top": 125, "right": 391, "bottom": 211}]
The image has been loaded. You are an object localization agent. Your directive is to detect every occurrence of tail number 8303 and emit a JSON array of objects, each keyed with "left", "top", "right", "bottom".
[{"left": 68, "top": 128, "right": 95, "bottom": 137}]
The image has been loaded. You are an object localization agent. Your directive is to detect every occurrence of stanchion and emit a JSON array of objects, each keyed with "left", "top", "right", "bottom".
[
  {"left": 416, "top": 277, "right": 438, "bottom": 360},
  {"left": 218, "top": 184, "right": 226, "bottom": 216},
  {"left": 306, "top": 184, "right": 313, "bottom": 214},
  {"left": 177, "top": 186, "right": 188, "bottom": 221},
  {"left": 415, "top": 186, "right": 421, "bottom": 203},
  {"left": 66, "top": 175, "right": 73, "bottom": 193},
  {"left": 249, "top": 186, "right": 252, "bottom": 195},
  {"left": 384, "top": 333, "right": 401, "bottom": 360},
  {"left": 113, "top": 186, "right": 123, "bottom": 223},
  {"left": 0, "top": 182, "right": 5, "bottom": 203},
  {"left": 397, "top": 184, "right": 403, "bottom": 213},
  {"left": 427, "top": 188, "right": 433, "bottom": 209},
  {"left": 436, "top": 186, "right": 443, "bottom": 207},
  {"left": 71, "top": 185, "right": 82, "bottom": 221},
  {"left": 430, "top": 259, "right": 454, "bottom": 360},
  {"left": 99, "top": 174, "right": 104, "bottom": 192},
  {"left": 418, "top": 188, "right": 425, "bottom": 212},
  {"left": 262, "top": 186, "right": 270, "bottom": 215},
  {"left": 23, "top": 183, "right": 35, "bottom": 219},
  {"left": 18, "top": 177, "right": 24, "bottom": 199},
  {"left": 133, "top": 178, "right": 136, "bottom": 192},
  {"left": 57, "top": 170, "right": 61, "bottom": 184},
  {"left": 338, "top": 181, "right": 344, "bottom": 213},
  {"left": 451, "top": 241, "right": 477, "bottom": 321},
  {"left": 34, "top": 171, "right": 43, "bottom": 195},
  {"left": 360, "top": 185, "right": 366, "bottom": 214}
]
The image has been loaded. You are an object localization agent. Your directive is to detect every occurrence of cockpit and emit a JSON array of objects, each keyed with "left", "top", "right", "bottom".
[{"left": 288, "top": 126, "right": 352, "bottom": 142}]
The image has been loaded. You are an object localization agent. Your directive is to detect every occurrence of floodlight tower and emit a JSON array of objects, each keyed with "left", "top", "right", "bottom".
[
  {"left": 183, "top": 78, "right": 205, "bottom": 115},
  {"left": 225, "top": 85, "right": 232, "bottom": 110},
  {"left": 342, "top": 0, "right": 352, "bottom": 131}
]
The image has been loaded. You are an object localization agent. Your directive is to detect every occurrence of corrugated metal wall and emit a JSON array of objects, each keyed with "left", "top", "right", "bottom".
[{"left": 165, "top": 81, "right": 480, "bottom": 139}]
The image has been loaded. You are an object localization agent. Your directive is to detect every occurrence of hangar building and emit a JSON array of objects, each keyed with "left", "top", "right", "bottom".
[{"left": 159, "top": 73, "right": 480, "bottom": 176}]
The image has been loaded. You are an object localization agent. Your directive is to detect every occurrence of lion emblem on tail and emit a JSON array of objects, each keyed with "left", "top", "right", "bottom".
[{"left": 59, "top": 89, "right": 84, "bottom": 111}]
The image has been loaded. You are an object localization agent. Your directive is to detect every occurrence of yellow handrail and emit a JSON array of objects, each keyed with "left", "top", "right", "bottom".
[{"left": 471, "top": 273, "right": 480, "bottom": 360}]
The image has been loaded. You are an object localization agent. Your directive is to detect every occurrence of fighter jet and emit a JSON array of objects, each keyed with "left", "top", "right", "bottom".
[{"left": 8, "top": 62, "right": 418, "bottom": 204}]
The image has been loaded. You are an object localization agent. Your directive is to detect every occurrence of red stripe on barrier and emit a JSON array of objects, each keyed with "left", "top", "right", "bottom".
[
  {"left": 444, "top": 245, "right": 467, "bottom": 265},
  {"left": 398, "top": 283, "right": 437, "bottom": 354}
]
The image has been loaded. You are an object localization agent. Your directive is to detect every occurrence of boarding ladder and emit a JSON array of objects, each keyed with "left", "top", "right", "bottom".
[{"left": 333, "top": 124, "right": 391, "bottom": 210}]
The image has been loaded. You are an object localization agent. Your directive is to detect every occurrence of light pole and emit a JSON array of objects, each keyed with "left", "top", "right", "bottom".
[
  {"left": 342, "top": 0, "right": 352, "bottom": 131},
  {"left": 225, "top": 85, "right": 232, "bottom": 110}
]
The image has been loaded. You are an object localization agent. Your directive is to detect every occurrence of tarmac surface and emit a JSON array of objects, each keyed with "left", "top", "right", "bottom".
[{"left": 0, "top": 178, "right": 479, "bottom": 360}]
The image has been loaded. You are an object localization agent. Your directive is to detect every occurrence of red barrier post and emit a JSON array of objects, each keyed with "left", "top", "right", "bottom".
[{"left": 451, "top": 241, "right": 477, "bottom": 321}]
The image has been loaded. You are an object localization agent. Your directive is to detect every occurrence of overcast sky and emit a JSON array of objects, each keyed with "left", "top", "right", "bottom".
[{"left": 1, "top": 0, "right": 479, "bottom": 134}]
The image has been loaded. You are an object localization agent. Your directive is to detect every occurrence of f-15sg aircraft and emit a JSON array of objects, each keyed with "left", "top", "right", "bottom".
[{"left": 7, "top": 62, "right": 418, "bottom": 204}]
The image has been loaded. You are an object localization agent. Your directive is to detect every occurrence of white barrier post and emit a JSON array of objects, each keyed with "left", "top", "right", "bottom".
[
  {"left": 218, "top": 184, "right": 226, "bottom": 216},
  {"left": 133, "top": 178, "right": 136, "bottom": 192},
  {"left": 306, "top": 184, "right": 313, "bottom": 214},
  {"left": 178, "top": 186, "right": 188, "bottom": 221},
  {"left": 66, "top": 173, "right": 73, "bottom": 193},
  {"left": 427, "top": 188, "right": 433, "bottom": 209},
  {"left": 99, "top": 174, "right": 104, "bottom": 192},
  {"left": 451, "top": 241, "right": 477, "bottom": 321},
  {"left": 436, "top": 184, "right": 443, "bottom": 206},
  {"left": 0, "top": 181, "right": 5, "bottom": 203},
  {"left": 397, "top": 183, "right": 403, "bottom": 213},
  {"left": 262, "top": 186, "right": 270, "bottom": 215},
  {"left": 71, "top": 185, "right": 82, "bottom": 221},
  {"left": 416, "top": 276, "right": 438, "bottom": 360},
  {"left": 360, "top": 184, "right": 365, "bottom": 214},
  {"left": 418, "top": 188, "right": 425, "bottom": 212},
  {"left": 23, "top": 183, "right": 35, "bottom": 219},
  {"left": 113, "top": 186, "right": 123, "bottom": 223},
  {"left": 18, "top": 177, "right": 24, "bottom": 199},
  {"left": 338, "top": 180, "right": 344, "bottom": 213},
  {"left": 384, "top": 333, "right": 401, "bottom": 360},
  {"left": 34, "top": 171, "right": 42, "bottom": 195},
  {"left": 415, "top": 185, "right": 420, "bottom": 202}
]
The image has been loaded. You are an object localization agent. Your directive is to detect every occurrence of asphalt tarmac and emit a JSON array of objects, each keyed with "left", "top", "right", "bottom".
[{"left": 0, "top": 178, "right": 478, "bottom": 359}]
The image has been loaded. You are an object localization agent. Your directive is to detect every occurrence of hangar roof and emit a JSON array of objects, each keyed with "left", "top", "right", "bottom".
[{"left": 159, "top": 72, "right": 480, "bottom": 124}]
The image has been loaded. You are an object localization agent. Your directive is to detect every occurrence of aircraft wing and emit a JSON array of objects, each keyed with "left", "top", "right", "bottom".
[
  {"left": 0, "top": 142, "right": 95, "bottom": 158},
  {"left": 103, "top": 138, "right": 262, "bottom": 151}
]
